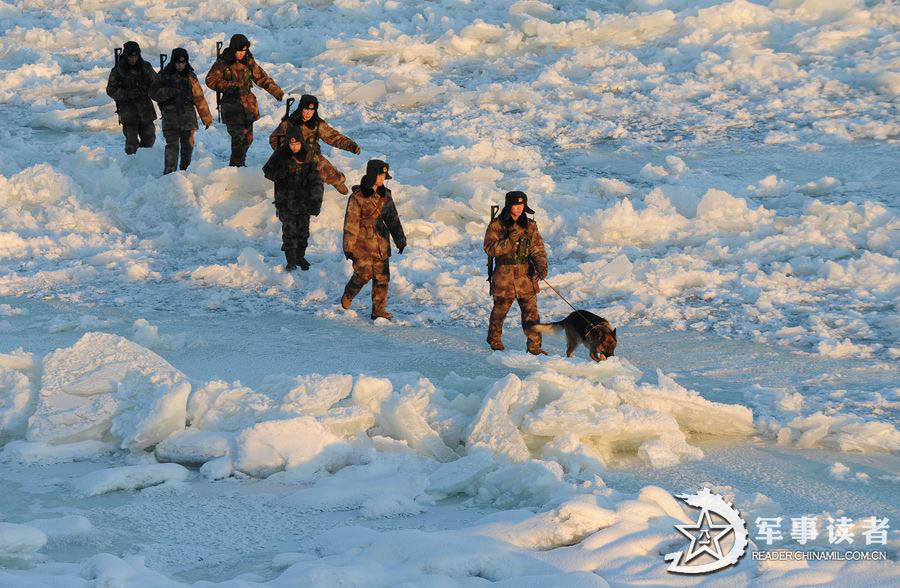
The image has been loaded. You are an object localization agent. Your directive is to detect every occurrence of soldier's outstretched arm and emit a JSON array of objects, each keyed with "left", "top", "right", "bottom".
[
  {"left": 319, "top": 120, "right": 360, "bottom": 154},
  {"left": 343, "top": 194, "right": 361, "bottom": 258},
  {"left": 250, "top": 61, "right": 284, "bottom": 101},
  {"left": 483, "top": 221, "right": 517, "bottom": 257},
  {"left": 190, "top": 76, "right": 214, "bottom": 128}
]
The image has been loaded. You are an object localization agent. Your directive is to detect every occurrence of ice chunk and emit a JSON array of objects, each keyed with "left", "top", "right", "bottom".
[
  {"left": 72, "top": 463, "right": 190, "bottom": 496},
  {"left": 26, "top": 333, "right": 190, "bottom": 451},
  {"left": 475, "top": 460, "right": 567, "bottom": 508},
  {"left": 234, "top": 416, "right": 352, "bottom": 478},
  {"left": 316, "top": 406, "right": 375, "bottom": 438},
  {"left": 269, "top": 373, "right": 354, "bottom": 416},
  {"left": 187, "top": 379, "right": 274, "bottom": 432},
  {"left": 154, "top": 429, "right": 230, "bottom": 467},
  {"left": 379, "top": 388, "right": 458, "bottom": 463},
  {"left": 351, "top": 376, "right": 394, "bottom": 413},
  {"left": 200, "top": 456, "right": 234, "bottom": 481},
  {"left": 0, "top": 365, "right": 32, "bottom": 441},
  {"left": 24, "top": 516, "right": 94, "bottom": 541},
  {"left": 426, "top": 450, "right": 498, "bottom": 497},
  {"left": 467, "top": 374, "right": 539, "bottom": 463},
  {"left": 0, "top": 522, "right": 46, "bottom": 560},
  {"left": 0, "top": 440, "right": 114, "bottom": 464}
]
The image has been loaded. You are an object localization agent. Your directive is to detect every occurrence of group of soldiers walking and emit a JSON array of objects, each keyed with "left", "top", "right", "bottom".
[{"left": 105, "top": 35, "right": 549, "bottom": 354}]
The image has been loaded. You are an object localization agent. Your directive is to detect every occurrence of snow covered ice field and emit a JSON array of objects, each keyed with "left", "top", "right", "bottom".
[{"left": 0, "top": 0, "right": 898, "bottom": 585}]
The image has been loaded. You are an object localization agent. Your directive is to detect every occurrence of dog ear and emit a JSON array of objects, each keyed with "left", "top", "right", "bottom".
[{"left": 612, "top": 328, "right": 616, "bottom": 337}]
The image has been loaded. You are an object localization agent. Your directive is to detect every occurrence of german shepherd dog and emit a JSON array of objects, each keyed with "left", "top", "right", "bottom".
[{"left": 528, "top": 311, "right": 617, "bottom": 362}]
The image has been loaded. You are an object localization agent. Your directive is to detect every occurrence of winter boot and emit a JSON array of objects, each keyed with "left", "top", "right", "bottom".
[
  {"left": 284, "top": 249, "right": 298, "bottom": 272},
  {"left": 295, "top": 248, "right": 310, "bottom": 271},
  {"left": 527, "top": 343, "right": 548, "bottom": 356}
]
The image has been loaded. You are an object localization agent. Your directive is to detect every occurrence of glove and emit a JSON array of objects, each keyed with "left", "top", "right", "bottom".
[{"left": 397, "top": 245, "right": 405, "bottom": 254}]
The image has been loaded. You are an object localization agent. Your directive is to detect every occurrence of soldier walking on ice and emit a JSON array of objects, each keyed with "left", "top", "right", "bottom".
[
  {"left": 483, "top": 191, "right": 548, "bottom": 355},
  {"left": 205, "top": 34, "right": 284, "bottom": 167},
  {"left": 106, "top": 41, "right": 158, "bottom": 155},
  {"left": 341, "top": 160, "right": 406, "bottom": 321},
  {"left": 150, "top": 48, "right": 212, "bottom": 174},
  {"left": 262, "top": 127, "right": 324, "bottom": 272},
  {"left": 269, "top": 95, "right": 360, "bottom": 195}
]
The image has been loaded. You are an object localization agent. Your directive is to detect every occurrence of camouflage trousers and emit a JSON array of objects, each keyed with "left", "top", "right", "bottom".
[
  {"left": 226, "top": 123, "right": 253, "bottom": 167},
  {"left": 122, "top": 122, "right": 155, "bottom": 154},
  {"left": 275, "top": 204, "right": 310, "bottom": 263},
  {"left": 488, "top": 295, "right": 542, "bottom": 352},
  {"left": 313, "top": 155, "right": 345, "bottom": 188},
  {"left": 162, "top": 127, "right": 195, "bottom": 174},
  {"left": 343, "top": 257, "right": 390, "bottom": 316}
]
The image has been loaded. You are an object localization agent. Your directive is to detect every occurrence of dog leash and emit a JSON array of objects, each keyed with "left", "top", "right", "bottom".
[{"left": 528, "top": 259, "right": 604, "bottom": 334}]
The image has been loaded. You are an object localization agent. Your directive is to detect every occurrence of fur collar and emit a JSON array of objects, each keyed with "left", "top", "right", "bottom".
[{"left": 360, "top": 185, "right": 387, "bottom": 198}]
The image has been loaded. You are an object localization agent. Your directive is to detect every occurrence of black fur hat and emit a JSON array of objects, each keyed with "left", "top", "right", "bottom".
[
  {"left": 122, "top": 41, "right": 141, "bottom": 57},
  {"left": 504, "top": 191, "right": 534, "bottom": 214},
  {"left": 300, "top": 95, "right": 318, "bottom": 111},
  {"left": 228, "top": 34, "right": 250, "bottom": 51},
  {"left": 361, "top": 159, "right": 392, "bottom": 190},
  {"left": 168, "top": 47, "right": 191, "bottom": 72},
  {"left": 285, "top": 126, "right": 304, "bottom": 143}
]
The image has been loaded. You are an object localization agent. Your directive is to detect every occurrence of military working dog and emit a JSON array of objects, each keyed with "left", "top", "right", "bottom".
[{"left": 527, "top": 311, "right": 617, "bottom": 362}]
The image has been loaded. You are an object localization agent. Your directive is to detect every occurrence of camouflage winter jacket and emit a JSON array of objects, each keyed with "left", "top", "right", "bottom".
[
  {"left": 343, "top": 185, "right": 406, "bottom": 260},
  {"left": 149, "top": 65, "right": 212, "bottom": 130},
  {"left": 263, "top": 148, "right": 324, "bottom": 216},
  {"left": 268, "top": 116, "right": 358, "bottom": 161},
  {"left": 204, "top": 50, "right": 283, "bottom": 125},
  {"left": 106, "top": 58, "right": 158, "bottom": 125},
  {"left": 483, "top": 212, "right": 548, "bottom": 298}
]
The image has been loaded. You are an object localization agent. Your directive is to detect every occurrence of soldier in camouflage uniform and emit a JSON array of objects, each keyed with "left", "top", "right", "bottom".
[
  {"left": 205, "top": 34, "right": 284, "bottom": 167},
  {"left": 269, "top": 95, "right": 360, "bottom": 195},
  {"left": 106, "top": 41, "right": 157, "bottom": 155},
  {"left": 149, "top": 48, "right": 213, "bottom": 174},
  {"left": 341, "top": 159, "right": 406, "bottom": 321},
  {"left": 262, "top": 127, "right": 324, "bottom": 272},
  {"left": 483, "top": 191, "right": 548, "bottom": 354}
]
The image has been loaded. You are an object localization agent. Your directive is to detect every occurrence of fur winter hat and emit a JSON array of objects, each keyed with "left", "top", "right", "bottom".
[
  {"left": 122, "top": 41, "right": 141, "bottom": 57},
  {"left": 361, "top": 159, "right": 392, "bottom": 190},
  {"left": 504, "top": 191, "right": 534, "bottom": 214},
  {"left": 228, "top": 34, "right": 250, "bottom": 51},
  {"left": 285, "top": 126, "right": 304, "bottom": 143},
  {"left": 300, "top": 95, "right": 319, "bottom": 110}
]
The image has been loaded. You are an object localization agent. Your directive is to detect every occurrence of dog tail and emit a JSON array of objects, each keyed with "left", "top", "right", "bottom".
[{"left": 525, "top": 320, "right": 565, "bottom": 335}]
